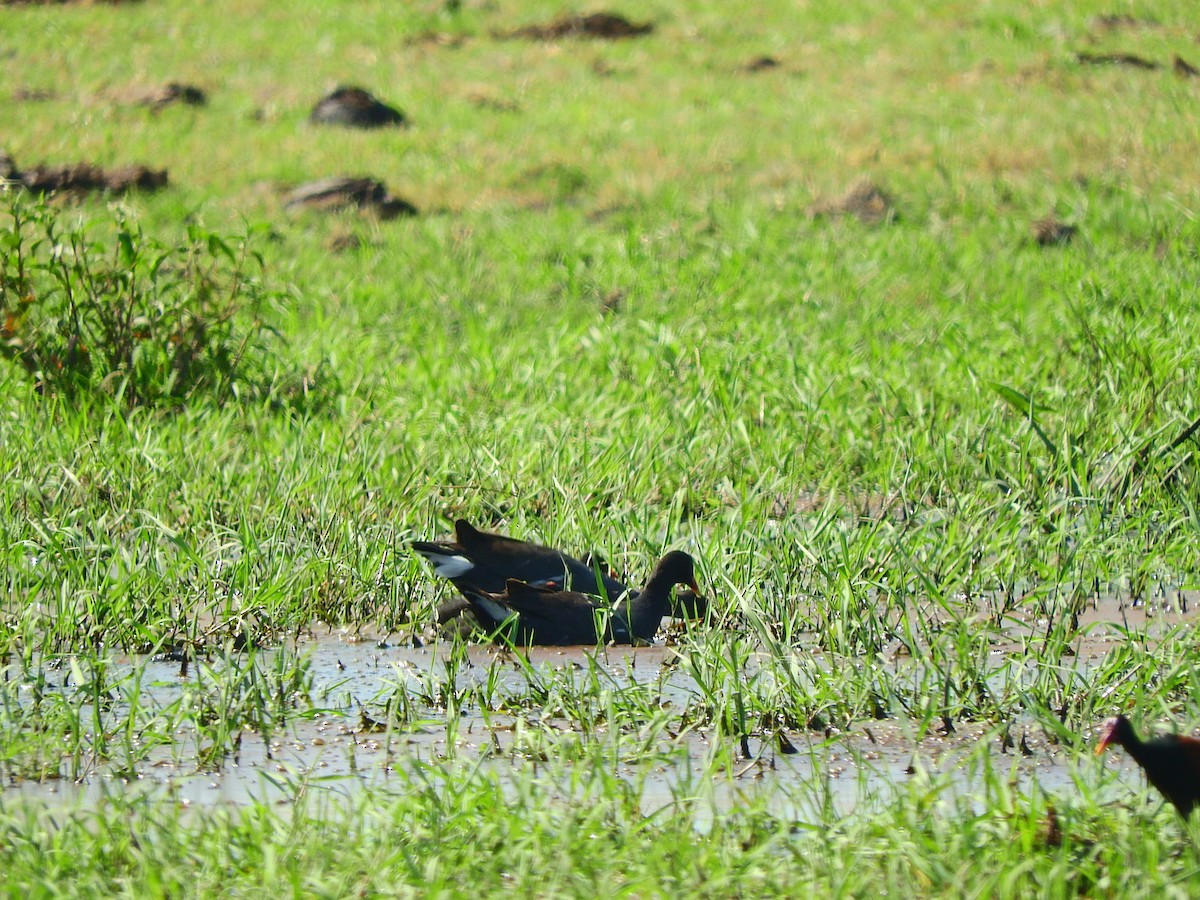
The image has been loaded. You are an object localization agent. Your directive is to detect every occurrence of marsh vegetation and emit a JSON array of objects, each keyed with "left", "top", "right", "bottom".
[{"left": 2, "top": 0, "right": 1200, "bottom": 895}]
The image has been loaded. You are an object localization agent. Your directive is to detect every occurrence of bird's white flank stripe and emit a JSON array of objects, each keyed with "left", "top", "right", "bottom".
[
  {"left": 475, "top": 596, "right": 515, "bottom": 624},
  {"left": 418, "top": 551, "right": 475, "bottom": 579}
]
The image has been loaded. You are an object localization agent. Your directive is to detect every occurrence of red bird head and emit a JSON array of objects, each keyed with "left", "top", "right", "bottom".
[{"left": 1095, "top": 715, "right": 1135, "bottom": 755}]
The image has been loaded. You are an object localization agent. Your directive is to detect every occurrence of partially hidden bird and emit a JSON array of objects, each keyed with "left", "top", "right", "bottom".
[
  {"left": 411, "top": 518, "right": 628, "bottom": 597},
  {"left": 410, "top": 518, "right": 705, "bottom": 624},
  {"left": 1096, "top": 714, "right": 1200, "bottom": 819},
  {"left": 459, "top": 549, "right": 701, "bottom": 646}
]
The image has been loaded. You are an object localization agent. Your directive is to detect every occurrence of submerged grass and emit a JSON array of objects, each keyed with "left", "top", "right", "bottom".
[
  {"left": 3, "top": 761, "right": 1200, "bottom": 898},
  {"left": 2, "top": 0, "right": 1200, "bottom": 893}
]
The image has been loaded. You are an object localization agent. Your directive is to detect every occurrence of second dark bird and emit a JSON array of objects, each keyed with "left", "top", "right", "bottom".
[
  {"left": 410, "top": 518, "right": 706, "bottom": 626},
  {"left": 1096, "top": 714, "right": 1200, "bottom": 819},
  {"left": 460, "top": 549, "right": 701, "bottom": 646}
]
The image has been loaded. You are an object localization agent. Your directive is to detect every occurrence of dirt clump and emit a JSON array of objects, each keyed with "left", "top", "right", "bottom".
[
  {"left": 1075, "top": 51, "right": 1159, "bottom": 70},
  {"left": 502, "top": 12, "right": 653, "bottom": 40},
  {"left": 810, "top": 180, "right": 897, "bottom": 225},
  {"left": 742, "top": 56, "right": 781, "bottom": 72},
  {"left": 1091, "top": 14, "right": 1158, "bottom": 31},
  {"left": 12, "top": 87, "right": 56, "bottom": 102},
  {"left": 326, "top": 232, "right": 363, "bottom": 253},
  {"left": 1032, "top": 216, "right": 1078, "bottom": 247},
  {"left": 406, "top": 31, "right": 468, "bottom": 48},
  {"left": 309, "top": 86, "right": 407, "bottom": 128},
  {"left": 1175, "top": 56, "right": 1199, "bottom": 78},
  {"left": 135, "top": 82, "right": 207, "bottom": 109},
  {"left": 284, "top": 177, "right": 417, "bottom": 219},
  {"left": 1, "top": 0, "right": 141, "bottom": 4},
  {"left": 3, "top": 152, "right": 167, "bottom": 194}
]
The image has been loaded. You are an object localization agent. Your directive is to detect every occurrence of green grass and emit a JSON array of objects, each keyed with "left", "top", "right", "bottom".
[
  {"left": 3, "top": 764, "right": 1200, "bottom": 898},
  {"left": 3, "top": 0, "right": 1200, "bottom": 894}
]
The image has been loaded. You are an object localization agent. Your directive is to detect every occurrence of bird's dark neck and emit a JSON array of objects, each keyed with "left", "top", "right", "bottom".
[
  {"left": 1123, "top": 737, "right": 1154, "bottom": 769},
  {"left": 613, "top": 590, "right": 674, "bottom": 639},
  {"left": 1120, "top": 734, "right": 1183, "bottom": 793}
]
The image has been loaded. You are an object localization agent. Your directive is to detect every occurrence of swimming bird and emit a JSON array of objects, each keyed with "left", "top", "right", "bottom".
[
  {"left": 1096, "top": 714, "right": 1200, "bottom": 819},
  {"left": 460, "top": 550, "right": 701, "bottom": 646}
]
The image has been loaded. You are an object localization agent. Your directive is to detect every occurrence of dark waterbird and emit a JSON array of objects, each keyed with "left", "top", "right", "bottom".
[
  {"left": 1096, "top": 714, "right": 1200, "bottom": 819},
  {"left": 411, "top": 518, "right": 628, "bottom": 597},
  {"left": 411, "top": 519, "right": 705, "bottom": 624},
  {"left": 460, "top": 550, "right": 701, "bottom": 646}
]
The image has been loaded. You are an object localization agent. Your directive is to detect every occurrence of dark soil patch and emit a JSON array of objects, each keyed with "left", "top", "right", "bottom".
[
  {"left": 501, "top": 12, "right": 653, "bottom": 41},
  {"left": 326, "top": 231, "right": 363, "bottom": 253},
  {"left": 12, "top": 87, "right": 56, "bottom": 102},
  {"left": 405, "top": 31, "right": 468, "bottom": 48},
  {"left": 1091, "top": 13, "right": 1159, "bottom": 31},
  {"left": 600, "top": 289, "right": 624, "bottom": 315},
  {"left": 516, "top": 162, "right": 588, "bottom": 202},
  {"left": 134, "top": 82, "right": 207, "bottom": 110},
  {"left": 309, "top": 86, "right": 407, "bottom": 129},
  {"left": 3, "top": 152, "right": 167, "bottom": 194},
  {"left": 1032, "top": 216, "right": 1078, "bottom": 247},
  {"left": 1175, "top": 55, "right": 1200, "bottom": 78},
  {"left": 742, "top": 56, "right": 782, "bottom": 73},
  {"left": 810, "top": 181, "right": 897, "bottom": 225},
  {"left": 1075, "top": 51, "right": 1160, "bottom": 70},
  {"left": 466, "top": 89, "right": 519, "bottom": 112},
  {"left": 1, "top": 0, "right": 141, "bottom": 4},
  {"left": 284, "top": 177, "right": 417, "bottom": 219}
]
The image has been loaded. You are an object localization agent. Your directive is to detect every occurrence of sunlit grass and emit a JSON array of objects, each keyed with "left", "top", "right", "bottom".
[
  {"left": 2, "top": 0, "right": 1200, "bottom": 893},
  {"left": 3, "top": 761, "right": 1200, "bottom": 897}
]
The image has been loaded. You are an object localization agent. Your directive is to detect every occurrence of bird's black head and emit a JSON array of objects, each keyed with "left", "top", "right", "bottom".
[{"left": 649, "top": 550, "right": 700, "bottom": 595}]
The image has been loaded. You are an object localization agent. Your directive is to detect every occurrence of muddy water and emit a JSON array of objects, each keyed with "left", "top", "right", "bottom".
[{"left": 1, "top": 591, "right": 1191, "bottom": 816}]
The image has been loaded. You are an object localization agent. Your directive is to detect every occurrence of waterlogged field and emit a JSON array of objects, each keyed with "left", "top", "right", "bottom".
[{"left": 3, "top": 0, "right": 1200, "bottom": 895}]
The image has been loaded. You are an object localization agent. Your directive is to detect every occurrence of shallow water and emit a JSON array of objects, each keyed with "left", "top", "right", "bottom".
[{"left": 1, "top": 589, "right": 1191, "bottom": 816}]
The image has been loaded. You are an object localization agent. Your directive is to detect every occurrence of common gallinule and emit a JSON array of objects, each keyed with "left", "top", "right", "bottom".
[
  {"left": 1096, "top": 714, "right": 1200, "bottom": 818},
  {"left": 411, "top": 519, "right": 628, "bottom": 597},
  {"left": 461, "top": 550, "right": 701, "bottom": 646},
  {"left": 412, "top": 519, "right": 706, "bottom": 623}
]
